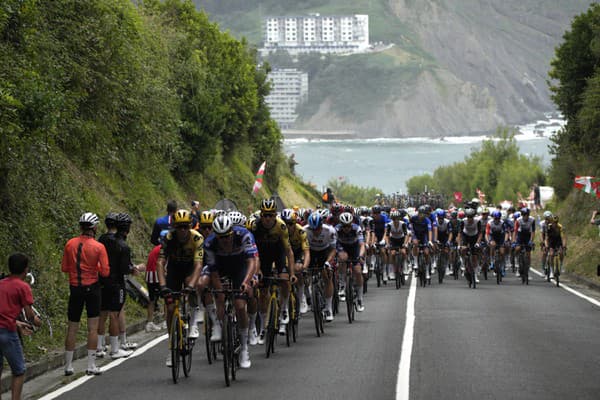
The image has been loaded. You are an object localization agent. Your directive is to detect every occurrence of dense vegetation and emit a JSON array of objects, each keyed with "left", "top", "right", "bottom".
[
  {"left": 325, "top": 178, "right": 383, "bottom": 206},
  {"left": 406, "top": 128, "right": 545, "bottom": 204},
  {"left": 548, "top": 3, "right": 600, "bottom": 199},
  {"left": 0, "top": 0, "right": 319, "bottom": 358}
]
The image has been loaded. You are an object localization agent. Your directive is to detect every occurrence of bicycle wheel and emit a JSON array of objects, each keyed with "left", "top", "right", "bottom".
[
  {"left": 204, "top": 310, "right": 213, "bottom": 364},
  {"left": 311, "top": 282, "right": 321, "bottom": 337},
  {"left": 519, "top": 252, "right": 526, "bottom": 284},
  {"left": 524, "top": 253, "right": 530, "bottom": 285},
  {"left": 345, "top": 273, "right": 354, "bottom": 323},
  {"left": 332, "top": 273, "right": 339, "bottom": 316},
  {"left": 418, "top": 253, "right": 426, "bottom": 287},
  {"left": 316, "top": 285, "right": 325, "bottom": 334},
  {"left": 170, "top": 317, "right": 181, "bottom": 384},
  {"left": 229, "top": 316, "right": 237, "bottom": 382},
  {"left": 375, "top": 254, "right": 382, "bottom": 287},
  {"left": 496, "top": 254, "right": 502, "bottom": 285},
  {"left": 290, "top": 289, "right": 298, "bottom": 343},
  {"left": 394, "top": 254, "right": 401, "bottom": 289},
  {"left": 265, "top": 297, "right": 277, "bottom": 358},
  {"left": 222, "top": 316, "right": 231, "bottom": 387},
  {"left": 438, "top": 252, "right": 446, "bottom": 284},
  {"left": 182, "top": 312, "right": 193, "bottom": 377},
  {"left": 554, "top": 257, "right": 560, "bottom": 287}
]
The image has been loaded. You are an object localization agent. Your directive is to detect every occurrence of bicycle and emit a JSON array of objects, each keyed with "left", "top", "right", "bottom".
[
  {"left": 416, "top": 244, "right": 429, "bottom": 287},
  {"left": 288, "top": 282, "right": 300, "bottom": 345},
  {"left": 165, "top": 291, "right": 194, "bottom": 384},
  {"left": 436, "top": 243, "right": 449, "bottom": 284},
  {"left": 449, "top": 245, "right": 461, "bottom": 280},
  {"left": 202, "top": 302, "right": 218, "bottom": 365},
  {"left": 261, "top": 275, "right": 288, "bottom": 358},
  {"left": 462, "top": 246, "right": 477, "bottom": 289},
  {"left": 490, "top": 246, "right": 506, "bottom": 285},
  {"left": 547, "top": 246, "right": 564, "bottom": 287},
  {"left": 338, "top": 260, "right": 357, "bottom": 323},
  {"left": 374, "top": 243, "right": 384, "bottom": 287},
  {"left": 517, "top": 243, "right": 533, "bottom": 285},
  {"left": 307, "top": 267, "right": 326, "bottom": 337},
  {"left": 390, "top": 247, "right": 406, "bottom": 289},
  {"left": 479, "top": 242, "right": 490, "bottom": 281},
  {"left": 210, "top": 282, "right": 242, "bottom": 387}
]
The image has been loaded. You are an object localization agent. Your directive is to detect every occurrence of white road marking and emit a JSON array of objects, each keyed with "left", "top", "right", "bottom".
[
  {"left": 396, "top": 274, "right": 416, "bottom": 400},
  {"left": 38, "top": 334, "right": 168, "bottom": 400},
  {"left": 530, "top": 268, "right": 600, "bottom": 307}
]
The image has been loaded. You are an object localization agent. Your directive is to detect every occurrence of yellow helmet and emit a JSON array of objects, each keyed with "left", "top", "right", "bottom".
[
  {"left": 173, "top": 209, "right": 192, "bottom": 225},
  {"left": 245, "top": 217, "right": 256, "bottom": 230},
  {"left": 199, "top": 210, "right": 215, "bottom": 225},
  {"left": 260, "top": 198, "right": 277, "bottom": 213}
]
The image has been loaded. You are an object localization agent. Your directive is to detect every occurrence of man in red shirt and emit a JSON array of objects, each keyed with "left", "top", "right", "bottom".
[
  {"left": 0, "top": 253, "right": 41, "bottom": 400},
  {"left": 61, "top": 212, "right": 110, "bottom": 376}
]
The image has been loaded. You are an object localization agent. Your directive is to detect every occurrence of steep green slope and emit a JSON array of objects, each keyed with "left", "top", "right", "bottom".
[{"left": 196, "top": 0, "right": 591, "bottom": 136}]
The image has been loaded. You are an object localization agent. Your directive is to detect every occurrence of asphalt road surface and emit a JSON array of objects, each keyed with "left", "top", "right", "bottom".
[{"left": 33, "top": 270, "right": 600, "bottom": 400}]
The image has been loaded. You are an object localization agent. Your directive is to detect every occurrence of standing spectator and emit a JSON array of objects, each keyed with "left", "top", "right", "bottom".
[
  {"left": 144, "top": 230, "right": 168, "bottom": 332},
  {"left": 191, "top": 200, "right": 200, "bottom": 230},
  {"left": 533, "top": 183, "right": 542, "bottom": 212},
  {"left": 150, "top": 200, "right": 177, "bottom": 245},
  {"left": 96, "top": 212, "right": 118, "bottom": 358},
  {"left": 61, "top": 213, "right": 110, "bottom": 376},
  {"left": 0, "top": 253, "right": 41, "bottom": 400},
  {"left": 591, "top": 209, "right": 600, "bottom": 233}
]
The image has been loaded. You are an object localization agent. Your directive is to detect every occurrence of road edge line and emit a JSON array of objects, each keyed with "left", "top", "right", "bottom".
[
  {"left": 530, "top": 268, "right": 600, "bottom": 307},
  {"left": 38, "top": 334, "right": 168, "bottom": 400},
  {"left": 396, "top": 274, "right": 416, "bottom": 400}
]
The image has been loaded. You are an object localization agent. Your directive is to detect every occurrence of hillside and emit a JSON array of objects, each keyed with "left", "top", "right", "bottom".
[{"left": 196, "top": 0, "right": 591, "bottom": 137}]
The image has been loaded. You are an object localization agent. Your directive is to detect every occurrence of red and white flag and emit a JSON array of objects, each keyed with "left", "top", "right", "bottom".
[{"left": 252, "top": 161, "right": 266, "bottom": 196}]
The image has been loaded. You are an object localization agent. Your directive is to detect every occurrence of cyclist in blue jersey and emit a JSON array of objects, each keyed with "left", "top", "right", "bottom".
[
  {"left": 409, "top": 206, "right": 433, "bottom": 280},
  {"left": 371, "top": 205, "right": 391, "bottom": 283},
  {"left": 203, "top": 215, "right": 258, "bottom": 369},
  {"left": 335, "top": 212, "right": 366, "bottom": 311}
]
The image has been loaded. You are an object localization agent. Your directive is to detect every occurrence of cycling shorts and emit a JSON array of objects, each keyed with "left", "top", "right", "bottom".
[
  {"left": 548, "top": 238, "right": 563, "bottom": 250},
  {"left": 68, "top": 283, "right": 101, "bottom": 322},
  {"left": 337, "top": 243, "right": 360, "bottom": 260},
  {"left": 147, "top": 282, "right": 161, "bottom": 302},
  {"left": 516, "top": 232, "right": 533, "bottom": 246},
  {"left": 101, "top": 283, "right": 126, "bottom": 312},
  {"left": 412, "top": 234, "right": 428, "bottom": 245},
  {"left": 293, "top": 249, "right": 305, "bottom": 266},
  {"left": 166, "top": 264, "right": 195, "bottom": 291},
  {"left": 463, "top": 234, "right": 479, "bottom": 252},
  {"left": 489, "top": 234, "right": 505, "bottom": 246},
  {"left": 215, "top": 262, "right": 249, "bottom": 300},
  {"left": 389, "top": 238, "right": 405, "bottom": 249},
  {"left": 309, "top": 248, "right": 331, "bottom": 269},
  {"left": 259, "top": 251, "right": 288, "bottom": 276}
]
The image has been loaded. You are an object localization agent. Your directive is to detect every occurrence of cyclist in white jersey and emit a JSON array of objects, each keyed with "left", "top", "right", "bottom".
[
  {"left": 304, "top": 213, "right": 337, "bottom": 321},
  {"left": 385, "top": 210, "right": 409, "bottom": 279}
]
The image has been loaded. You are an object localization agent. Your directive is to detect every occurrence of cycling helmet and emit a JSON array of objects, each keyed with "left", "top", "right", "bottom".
[
  {"left": 344, "top": 204, "right": 354, "bottom": 213},
  {"left": 281, "top": 209, "right": 297, "bottom": 224},
  {"left": 174, "top": 209, "right": 192, "bottom": 225},
  {"left": 450, "top": 210, "right": 458, "bottom": 219},
  {"left": 372, "top": 205, "right": 382, "bottom": 214},
  {"left": 390, "top": 210, "right": 401, "bottom": 219},
  {"left": 228, "top": 211, "right": 244, "bottom": 226},
  {"left": 383, "top": 205, "right": 391, "bottom": 214},
  {"left": 508, "top": 206, "right": 516, "bottom": 214},
  {"left": 214, "top": 209, "right": 227, "bottom": 217},
  {"left": 199, "top": 210, "right": 215, "bottom": 225},
  {"left": 212, "top": 215, "right": 233, "bottom": 235},
  {"left": 339, "top": 212, "right": 354, "bottom": 225},
  {"left": 543, "top": 211, "right": 553, "bottom": 220},
  {"left": 308, "top": 213, "right": 323, "bottom": 229},
  {"left": 330, "top": 203, "right": 342, "bottom": 215},
  {"left": 105, "top": 212, "right": 118, "bottom": 228},
  {"left": 417, "top": 205, "right": 427, "bottom": 215},
  {"left": 457, "top": 210, "right": 465, "bottom": 219},
  {"left": 491, "top": 210, "right": 502, "bottom": 219},
  {"left": 79, "top": 212, "right": 99, "bottom": 228},
  {"left": 245, "top": 217, "right": 255, "bottom": 230},
  {"left": 520, "top": 207, "right": 530, "bottom": 216},
  {"left": 260, "top": 198, "right": 277, "bottom": 213},
  {"left": 481, "top": 206, "right": 489, "bottom": 215},
  {"left": 513, "top": 211, "right": 521, "bottom": 219},
  {"left": 399, "top": 209, "right": 408, "bottom": 218},
  {"left": 359, "top": 206, "right": 369, "bottom": 215},
  {"left": 116, "top": 213, "right": 132, "bottom": 229},
  {"left": 319, "top": 208, "right": 330, "bottom": 219},
  {"left": 436, "top": 209, "right": 445, "bottom": 218},
  {"left": 552, "top": 215, "right": 559, "bottom": 223},
  {"left": 159, "top": 229, "right": 169, "bottom": 244},
  {"left": 476, "top": 206, "right": 483, "bottom": 215},
  {"left": 423, "top": 204, "right": 432, "bottom": 214},
  {"left": 465, "top": 208, "right": 476, "bottom": 218}
]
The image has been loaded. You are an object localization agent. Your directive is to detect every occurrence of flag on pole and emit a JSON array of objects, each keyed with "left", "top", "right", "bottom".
[
  {"left": 252, "top": 161, "right": 266, "bottom": 196},
  {"left": 574, "top": 176, "right": 600, "bottom": 198},
  {"left": 453, "top": 192, "right": 463, "bottom": 203}
]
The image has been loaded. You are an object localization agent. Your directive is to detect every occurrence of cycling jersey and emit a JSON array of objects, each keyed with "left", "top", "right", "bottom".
[
  {"left": 160, "top": 229, "right": 204, "bottom": 268},
  {"left": 360, "top": 216, "right": 373, "bottom": 233},
  {"left": 151, "top": 214, "right": 172, "bottom": 245},
  {"left": 385, "top": 221, "right": 408, "bottom": 240},
  {"left": 372, "top": 214, "right": 389, "bottom": 241},
  {"left": 514, "top": 216, "right": 535, "bottom": 245},
  {"left": 486, "top": 220, "right": 507, "bottom": 243},
  {"left": 335, "top": 223, "right": 364, "bottom": 258},
  {"left": 546, "top": 223, "right": 564, "bottom": 249},
  {"left": 460, "top": 218, "right": 481, "bottom": 238},
  {"left": 409, "top": 215, "right": 432, "bottom": 242},
  {"left": 436, "top": 218, "right": 450, "bottom": 242},
  {"left": 287, "top": 223, "right": 309, "bottom": 253},
  {"left": 99, "top": 233, "right": 133, "bottom": 285},
  {"left": 304, "top": 224, "right": 337, "bottom": 252},
  {"left": 61, "top": 235, "right": 110, "bottom": 287},
  {"left": 251, "top": 217, "right": 291, "bottom": 256}
]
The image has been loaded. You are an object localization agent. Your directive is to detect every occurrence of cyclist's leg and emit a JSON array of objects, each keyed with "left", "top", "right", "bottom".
[
  {"left": 337, "top": 250, "right": 349, "bottom": 296},
  {"left": 353, "top": 262, "right": 364, "bottom": 310}
]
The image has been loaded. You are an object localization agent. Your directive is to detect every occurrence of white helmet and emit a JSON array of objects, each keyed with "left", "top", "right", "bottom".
[
  {"left": 212, "top": 215, "right": 233, "bottom": 234},
  {"left": 339, "top": 212, "right": 354, "bottom": 225},
  {"left": 79, "top": 212, "right": 99, "bottom": 228},
  {"left": 228, "top": 211, "right": 245, "bottom": 226}
]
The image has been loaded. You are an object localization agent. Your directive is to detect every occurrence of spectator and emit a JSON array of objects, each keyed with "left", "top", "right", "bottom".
[
  {"left": 0, "top": 253, "right": 41, "bottom": 400},
  {"left": 151, "top": 200, "right": 177, "bottom": 245},
  {"left": 96, "top": 213, "right": 118, "bottom": 358},
  {"left": 61, "top": 213, "right": 110, "bottom": 376},
  {"left": 144, "top": 230, "right": 168, "bottom": 332},
  {"left": 322, "top": 188, "right": 335, "bottom": 206},
  {"left": 191, "top": 200, "right": 200, "bottom": 230},
  {"left": 533, "top": 183, "right": 541, "bottom": 212},
  {"left": 591, "top": 209, "right": 600, "bottom": 233}
]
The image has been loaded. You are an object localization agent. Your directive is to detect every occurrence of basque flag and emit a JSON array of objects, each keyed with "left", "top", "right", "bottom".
[
  {"left": 252, "top": 161, "right": 266, "bottom": 196},
  {"left": 574, "top": 176, "right": 600, "bottom": 198},
  {"left": 453, "top": 192, "right": 463, "bottom": 203}
]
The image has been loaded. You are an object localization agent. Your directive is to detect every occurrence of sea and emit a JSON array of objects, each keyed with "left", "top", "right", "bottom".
[{"left": 283, "top": 115, "right": 564, "bottom": 194}]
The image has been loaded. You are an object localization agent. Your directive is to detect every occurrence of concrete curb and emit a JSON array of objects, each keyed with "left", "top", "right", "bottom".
[
  {"left": 564, "top": 272, "right": 600, "bottom": 291},
  {"left": 1, "top": 320, "right": 147, "bottom": 393}
]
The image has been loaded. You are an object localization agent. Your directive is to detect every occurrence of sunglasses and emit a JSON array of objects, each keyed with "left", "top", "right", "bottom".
[
  {"left": 262, "top": 213, "right": 276, "bottom": 218},
  {"left": 175, "top": 225, "right": 189, "bottom": 230},
  {"left": 199, "top": 225, "right": 212, "bottom": 230}
]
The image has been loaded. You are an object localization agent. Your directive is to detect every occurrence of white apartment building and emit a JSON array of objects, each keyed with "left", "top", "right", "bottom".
[
  {"left": 262, "top": 14, "right": 369, "bottom": 55},
  {"left": 265, "top": 69, "right": 309, "bottom": 129}
]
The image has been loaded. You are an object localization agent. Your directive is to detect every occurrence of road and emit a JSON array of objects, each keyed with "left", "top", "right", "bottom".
[{"left": 31, "top": 271, "right": 600, "bottom": 399}]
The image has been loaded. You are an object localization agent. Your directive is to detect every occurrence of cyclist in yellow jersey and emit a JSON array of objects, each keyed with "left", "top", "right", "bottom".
[
  {"left": 157, "top": 209, "right": 204, "bottom": 367},
  {"left": 545, "top": 215, "right": 567, "bottom": 278},
  {"left": 252, "top": 199, "right": 295, "bottom": 340},
  {"left": 281, "top": 209, "right": 311, "bottom": 313}
]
